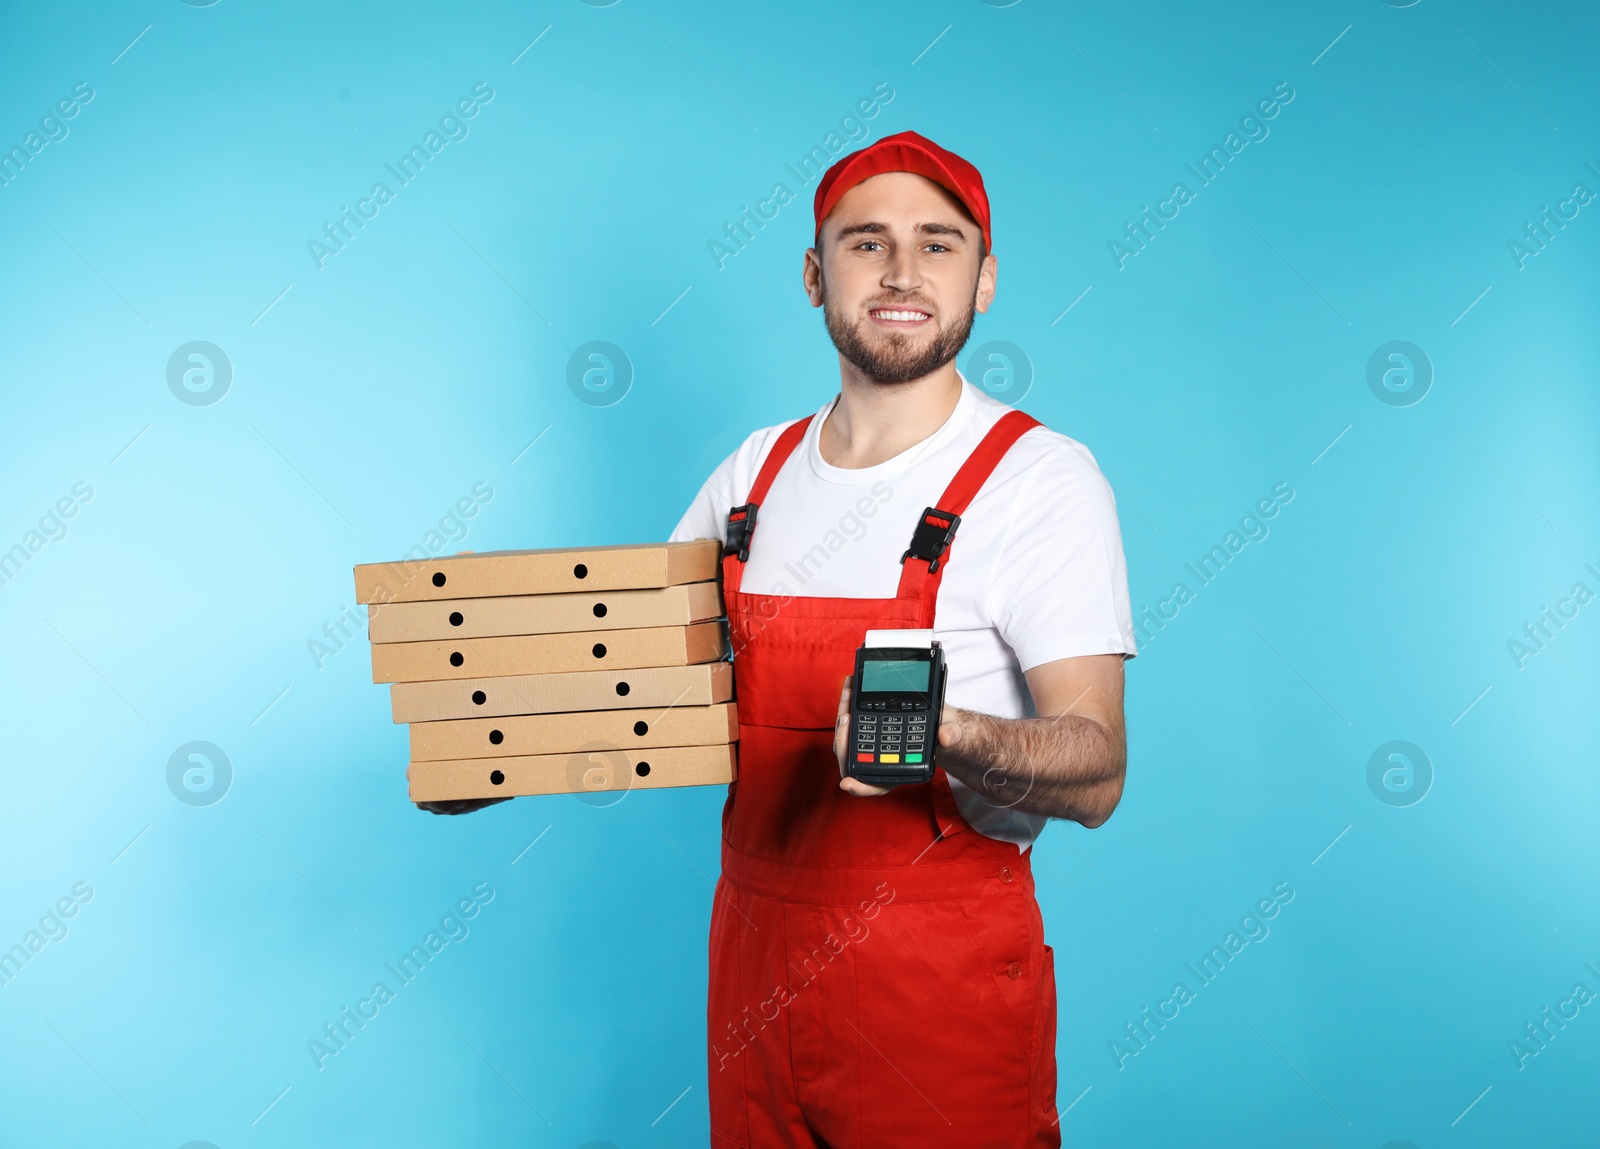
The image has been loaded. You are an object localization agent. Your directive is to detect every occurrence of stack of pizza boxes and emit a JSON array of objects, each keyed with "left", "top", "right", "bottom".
[{"left": 354, "top": 541, "right": 736, "bottom": 803}]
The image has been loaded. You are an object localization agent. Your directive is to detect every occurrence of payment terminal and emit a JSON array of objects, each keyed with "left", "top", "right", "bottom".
[{"left": 845, "top": 629, "right": 947, "bottom": 787}]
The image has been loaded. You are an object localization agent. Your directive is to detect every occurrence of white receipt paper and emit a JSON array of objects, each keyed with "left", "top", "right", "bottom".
[{"left": 863, "top": 629, "right": 935, "bottom": 649}]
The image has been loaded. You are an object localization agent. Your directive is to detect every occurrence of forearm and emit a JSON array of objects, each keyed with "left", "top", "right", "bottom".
[{"left": 936, "top": 706, "right": 1125, "bottom": 827}]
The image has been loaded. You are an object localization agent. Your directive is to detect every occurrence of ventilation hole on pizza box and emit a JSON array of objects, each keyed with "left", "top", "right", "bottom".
[
  {"left": 615, "top": 682, "right": 630, "bottom": 697},
  {"left": 573, "top": 563, "right": 588, "bottom": 579},
  {"left": 633, "top": 721, "right": 648, "bottom": 736},
  {"left": 449, "top": 612, "right": 464, "bottom": 627},
  {"left": 489, "top": 770, "right": 505, "bottom": 786},
  {"left": 635, "top": 762, "right": 650, "bottom": 777},
  {"left": 432, "top": 572, "right": 446, "bottom": 587},
  {"left": 592, "top": 602, "right": 607, "bottom": 618},
  {"left": 449, "top": 652, "right": 464, "bottom": 667},
  {"left": 488, "top": 730, "right": 504, "bottom": 745},
  {"left": 472, "top": 690, "right": 487, "bottom": 705},
  {"left": 592, "top": 643, "right": 607, "bottom": 659}
]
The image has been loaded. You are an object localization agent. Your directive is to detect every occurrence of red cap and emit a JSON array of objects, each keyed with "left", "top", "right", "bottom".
[{"left": 812, "top": 130, "right": 992, "bottom": 251}]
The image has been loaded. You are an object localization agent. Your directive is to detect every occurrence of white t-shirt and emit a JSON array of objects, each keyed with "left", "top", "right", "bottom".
[{"left": 670, "top": 375, "right": 1136, "bottom": 851}]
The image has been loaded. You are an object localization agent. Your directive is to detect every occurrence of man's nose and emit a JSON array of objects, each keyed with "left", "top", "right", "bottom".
[{"left": 880, "top": 252, "right": 920, "bottom": 293}]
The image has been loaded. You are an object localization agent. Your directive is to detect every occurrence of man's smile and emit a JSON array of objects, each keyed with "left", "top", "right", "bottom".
[{"left": 867, "top": 306, "right": 934, "bottom": 329}]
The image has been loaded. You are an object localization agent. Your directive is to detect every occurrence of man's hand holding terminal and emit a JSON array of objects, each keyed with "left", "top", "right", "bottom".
[{"left": 833, "top": 653, "right": 1127, "bottom": 828}]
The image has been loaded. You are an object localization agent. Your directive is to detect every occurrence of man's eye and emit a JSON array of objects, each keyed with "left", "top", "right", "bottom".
[{"left": 926, "top": 243, "right": 949, "bottom": 253}]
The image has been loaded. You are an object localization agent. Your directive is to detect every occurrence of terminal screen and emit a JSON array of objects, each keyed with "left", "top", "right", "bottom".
[{"left": 860, "top": 659, "right": 930, "bottom": 693}]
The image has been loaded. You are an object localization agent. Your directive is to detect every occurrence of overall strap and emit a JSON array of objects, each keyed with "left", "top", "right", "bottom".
[
  {"left": 894, "top": 409, "right": 1043, "bottom": 620},
  {"left": 720, "top": 415, "right": 814, "bottom": 598}
]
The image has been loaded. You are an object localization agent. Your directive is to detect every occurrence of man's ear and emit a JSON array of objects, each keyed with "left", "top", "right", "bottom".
[
  {"left": 803, "top": 247, "right": 825, "bottom": 308},
  {"left": 974, "top": 251, "right": 997, "bottom": 315}
]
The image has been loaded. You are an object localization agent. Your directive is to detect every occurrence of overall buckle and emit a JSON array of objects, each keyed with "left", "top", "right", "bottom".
[
  {"left": 724, "top": 503, "right": 759, "bottom": 562},
  {"left": 901, "top": 507, "right": 961, "bottom": 573}
]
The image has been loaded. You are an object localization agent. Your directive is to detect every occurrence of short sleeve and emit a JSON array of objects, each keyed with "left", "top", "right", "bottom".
[{"left": 985, "top": 440, "right": 1137, "bottom": 671}]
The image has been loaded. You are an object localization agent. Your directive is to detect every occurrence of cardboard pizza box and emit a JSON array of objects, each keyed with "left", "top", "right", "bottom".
[
  {"left": 409, "top": 701, "right": 738, "bottom": 762},
  {"left": 391, "top": 661, "right": 733, "bottom": 724},
  {"left": 371, "top": 622, "right": 726, "bottom": 684},
  {"left": 354, "top": 539, "right": 721, "bottom": 604},
  {"left": 367, "top": 581, "right": 724, "bottom": 644},
  {"left": 408, "top": 741, "right": 737, "bottom": 802}
]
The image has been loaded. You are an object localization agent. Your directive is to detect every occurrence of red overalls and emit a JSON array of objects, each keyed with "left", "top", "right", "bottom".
[{"left": 708, "top": 408, "right": 1061, "bottom": 1148}]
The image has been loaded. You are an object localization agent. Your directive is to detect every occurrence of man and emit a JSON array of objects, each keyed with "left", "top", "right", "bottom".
[{"left": 669, "top": 131, "right": 1136, "bottom": 1148}]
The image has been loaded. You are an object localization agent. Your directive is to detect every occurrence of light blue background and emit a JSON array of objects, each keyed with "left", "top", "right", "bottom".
[{"left": 1, "top": 0, "right": 1597, "bottom": 1146}]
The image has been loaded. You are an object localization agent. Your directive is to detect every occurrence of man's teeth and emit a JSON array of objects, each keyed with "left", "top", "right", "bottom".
[{"left": 874, "top": 310, "right": 929, "bottom": 321}]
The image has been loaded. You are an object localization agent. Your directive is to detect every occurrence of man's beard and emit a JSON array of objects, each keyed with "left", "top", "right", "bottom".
[{"left": 821, "top": 280, "right": 978, "bottom": 385}]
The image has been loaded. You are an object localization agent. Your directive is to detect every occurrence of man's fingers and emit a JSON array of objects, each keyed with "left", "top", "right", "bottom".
[
  {"left": 937, "top": 706, "right": 965, "bottom": 748},
  {"left": 416, "top": 797, "right": 509, "bottom": 815},
  {"left": 839, "top": 777, "right": 890, "bottom": 798},
  {"left": 834, "top": 675, "right": 854, "bottom": 774}
]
